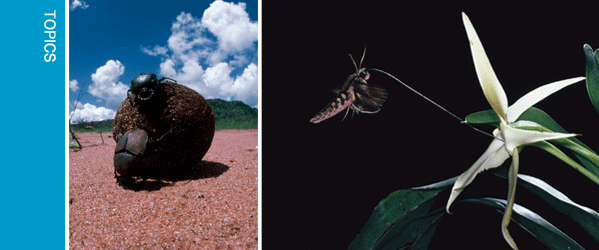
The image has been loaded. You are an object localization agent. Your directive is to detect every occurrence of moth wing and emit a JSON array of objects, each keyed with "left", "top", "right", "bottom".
[{"left": 352, "top": 83, "right": 388, "bottom": 113}]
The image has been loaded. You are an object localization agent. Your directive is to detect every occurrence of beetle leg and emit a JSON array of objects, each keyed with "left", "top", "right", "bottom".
[
  {"left": 114, "top": 127, "right": 120, "bottom": 142},
  {"left": 156, "top": 126, "right": 173, "bottom": 142},
  {"left": 148, "top": 125, "right": 175, "bottom": 152},
  {"left": 159, "top": 77, "right": 177, "bottom": 83}
]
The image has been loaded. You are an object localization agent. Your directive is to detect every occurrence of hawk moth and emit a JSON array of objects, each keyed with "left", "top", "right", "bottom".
[{"left": 310, "top": 48, "right": 388, "bottom": 123}]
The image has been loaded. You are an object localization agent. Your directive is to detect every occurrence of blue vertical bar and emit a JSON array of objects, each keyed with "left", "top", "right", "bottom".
[{"left": 0, "top": 0, "right": 65, "bottom": 248}]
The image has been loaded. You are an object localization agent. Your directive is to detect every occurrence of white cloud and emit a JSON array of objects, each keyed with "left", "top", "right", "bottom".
[
  {"left": 69, "top": 100, "right": 83, "bottom": 112},
  {"left": 69, "top": 103, "right": 116, "bottom": 123},
  {"left": 204, "top": 62, "right": 233, "bottom": 89},
  {"left": 159, "top": 59, "right": 177, "bottom": 78},
  {"left": 199, "top": 62, "right": 258, "bottom": 107},
  {"left": 143, "top": 0, "right": 258, "bottom": 107},
  {"left": 140, "top": 45, "right": 168, "bottom": 56},
  {"left": 201, "top": 1, "right": 258, "bottom": 53},
  {"left": 69, "top": 79, "right": 79, "bottom": 92},
  {"left": 70, "top": 0, "right": 89, "bottom": 11},
  {"left": 231, "top": 63, "right": 258, "bottom": 106},
  {"left": 177, "top": 60, "right": 206, "bottom": 90},
  {"left": 88, "top": 60, "right": 128, "bottom": 110},
  {"left": 167, "top": 12, "right": 211, "bottom": 64}
]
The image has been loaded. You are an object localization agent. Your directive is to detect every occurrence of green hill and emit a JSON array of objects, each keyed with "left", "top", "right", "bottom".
[
  {"left": 207, "top": 98, "right": 258, "bottom": 130},
  {"left": 69, "top": 99, "right": 258, "bottom": 132},
  {"left": 69, "top": 119, "right": 113, "bottom": 133}
]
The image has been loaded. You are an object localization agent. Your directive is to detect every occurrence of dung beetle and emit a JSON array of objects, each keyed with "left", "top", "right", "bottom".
[
  {"left": 113, "top": 73, "right": 215, "bottom": 186},
  {"left": 127, "top": 73, "right": 176, "bottom": 103},
  {"left": 115, "top": 72, "right": 178, "bottom": 183},
  {"left": 114, "top": 129, "right": 148, "bottom": 180},
  {"left": 113, "top": 126, "right": 174, "bottom": 183}
]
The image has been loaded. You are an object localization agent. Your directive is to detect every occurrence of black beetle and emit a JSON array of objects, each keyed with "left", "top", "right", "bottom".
[
  {"left": 113, "top": 73, "right": 215, "bottom": 185},
  {"left": 127, "top": 73, "right": 177, "bottom": 102},
  {"left": 113, "top": 129, "right": 148, "bottom": 180},
  {"left": 113, "top": 127, "right": 174, "bottom": 183}
]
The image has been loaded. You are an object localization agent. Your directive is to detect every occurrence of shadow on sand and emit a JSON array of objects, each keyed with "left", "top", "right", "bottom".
[{"left": 117, "top": 160, "right": 230, "bottom": 191}]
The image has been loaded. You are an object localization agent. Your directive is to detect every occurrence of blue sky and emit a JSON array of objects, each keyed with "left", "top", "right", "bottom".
[{"left": 69, "top": 0, "right": 258, "bottom": 123}]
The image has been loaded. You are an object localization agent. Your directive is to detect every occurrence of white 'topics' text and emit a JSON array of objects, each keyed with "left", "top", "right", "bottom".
[{"left": 44, "top": 10, "right": 57, "bottom": 62}]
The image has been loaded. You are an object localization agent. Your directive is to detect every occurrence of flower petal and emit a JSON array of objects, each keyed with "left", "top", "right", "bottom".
[
  {"left": 507, "top": 77, "right": 586, "bottom": 123},
  {"left": 446, "top": 136, "right": 510, "bottom": 213},
  {"left": 462, "top": 12, "right": 509, "bottom": 122},
  {"left": 501, "top": 149, "right": 520, "bottom": 250},
  {"left": 501, "top": 123, "right": 578, "bottom": 153}
]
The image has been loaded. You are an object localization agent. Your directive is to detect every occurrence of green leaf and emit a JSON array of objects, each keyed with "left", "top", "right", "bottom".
[
  {"left": 374, "top": 209, "right": 445, "bottom": 250},
  {"left": 412, "top": 176, "right": 458, "bottom": 190},
  {"left": 492, "top": 167, "right": 599, "bottom": 243},
  {"left": 457, "top": 198, "right": 585, "bottom": 250},
  {"left": 584, "top": 44, "right": 599, "bottom": 114},
  {"left": 530, "top": 140, "right": 599, "bottom": 185},
  {"left": 350, "top": 169, "right": 599, "bottom": 249},
  {"left": 348, "top": 177, "right": 456, "bottom": 250},
  {"left": 464, "top": 108, "right": 500, "bottom": 126}
]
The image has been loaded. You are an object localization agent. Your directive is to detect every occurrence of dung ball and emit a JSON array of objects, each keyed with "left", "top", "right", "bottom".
[{"left": 113, "top": 80, "right": 215, "bottom": 178}]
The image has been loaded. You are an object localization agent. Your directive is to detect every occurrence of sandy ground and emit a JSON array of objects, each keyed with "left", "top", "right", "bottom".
[{"left": 69, "top": 129, "right": 258, "bottom": 249}]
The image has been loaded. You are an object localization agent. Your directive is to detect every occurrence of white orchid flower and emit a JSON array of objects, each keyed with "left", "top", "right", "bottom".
[{"left": 447, "top": 13, "right": 585, "bottom": 250}]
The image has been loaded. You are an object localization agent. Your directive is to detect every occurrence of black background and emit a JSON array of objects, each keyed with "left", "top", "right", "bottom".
[{"left": 262, "top": 2, "right": 599, "bottom": 249}]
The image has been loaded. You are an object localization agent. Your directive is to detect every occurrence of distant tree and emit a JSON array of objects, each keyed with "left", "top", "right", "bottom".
[{"left": 69, "top": 80, "right": 89, "bottom": 150}]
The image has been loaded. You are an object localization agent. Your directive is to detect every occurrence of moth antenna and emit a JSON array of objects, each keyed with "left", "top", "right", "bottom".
[
  {"left": 349, "top": 54, "right": 358, "bottom": 72},
  {"left": 359, "top": 46, "right": 367, "bottom": 69}
]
